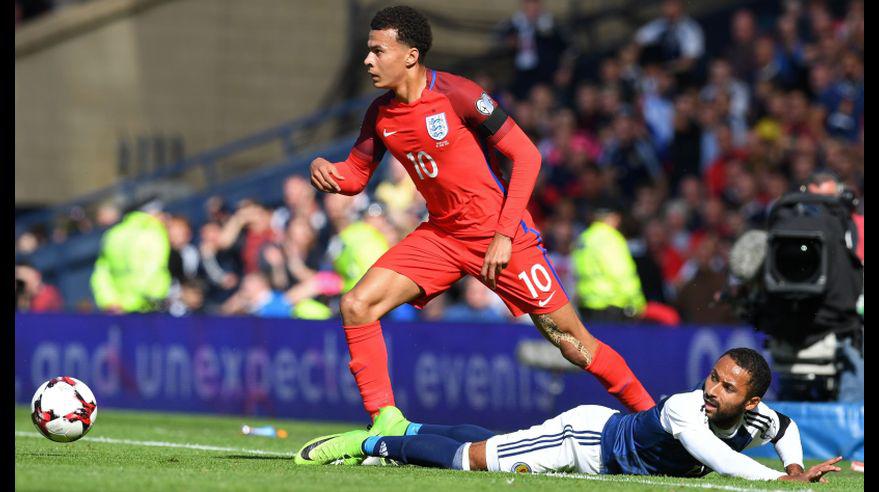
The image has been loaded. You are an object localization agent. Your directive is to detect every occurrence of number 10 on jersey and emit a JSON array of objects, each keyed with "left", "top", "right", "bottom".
[{"left": 406, "top": 151, "right": 438, "bottom": 180}]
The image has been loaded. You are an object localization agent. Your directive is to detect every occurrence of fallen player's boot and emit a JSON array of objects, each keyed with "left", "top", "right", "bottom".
[
  {"left": 367, "top": 406, "right": 411, "bottom": 437},
  {"left": 294, "top": 430, "right": 368, "bottom": 465}
]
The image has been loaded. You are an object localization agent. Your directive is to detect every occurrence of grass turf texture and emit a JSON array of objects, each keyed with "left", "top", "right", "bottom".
[{"left": 15, "top": 406, "right": 863, "bottom": 491}]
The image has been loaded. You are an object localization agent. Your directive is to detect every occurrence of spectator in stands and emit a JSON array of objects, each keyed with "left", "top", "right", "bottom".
[
  {"left": 90, "top": 204, "right": 171, "bottom": 313},
  {"left": 663, "top": 200, "right": 692, "bottom": 256},
  {"left": 639, "top": 66, "right": 676, "bottom": 156},
  {"left": 95, "top": 202, "right": 121, "bottom": 229},
  {"left": 15, "top": 231, "right": 41, "bottom": 255},
  {"left": 197, "top": 221, "right": 241, "bottom": 311},
  {"left": 629, "top": 224, "right": 669, "bottom": 306},
  {"left": 374, "top": 157, "right": 426, "bottom": 237},
  {"left": 599, "top": 108, "right": 663, "bottom": 197},
  {"left": 822, "top": 51, "right": 863, "bottom": 141},
  {"left": 563, "top": 164, "right": 609, "bottom": 228},
  {"left": 705, "top": 124, "right": 748, "bottom": 198},
  {"left": 15, "top": 262, "right": 63, "bottom": 312},
  {"left": 678, "top": 176, "right": 706, "bottom": 230},
  {"left": 633, "top": 0, "right": 705, "bottom": 88},
  {"left": 644, "top": 216, "right": 685, "bottom": 288},
  {"left": 168, "top": 278, "right": 207, "bottom": 317},
  {"left": 204, "top": 195, "right": 232, "bottom": 225},
  {"left": 788, "top": 137, "right": 819, "bottom": 189},
  {"left": 752, "top": 35, "right": 785, "bottom": 89},
  {"left": 775, "top": 13, "right": 810, "bottom": 93},
  {"left": 701, "top": 58, "right": 750, "bottom": 123},
  {"left": 498, "top": 0, "right": 573, "bottom": 99},
  {"left": 271, "top": 175, "right": 328, "bottom": 239},
  {"left": 668, "top": 91, "right": 702, "bottom": 191},
  {"left": 573, "top": 82, "right": 602, "bottom": 135},
  {"left": 443, "top": 277, "right": 508, "bottom": 323},
  {"left": 167, "top": 215, "right": 199, "bottom": 283},
  {"left": 218, "top": 201, "right": 279, "bottom": 275},
  {"left": 222, "top": 272, "right": 294, "bottom": 318},
  {"left": 725, "top": 9, "right": 758, "bottom": 81},
  {"left": 542, "top": 218, "right": 576, "bottom": 296},
  {"left": 674, "top": 234, "right": 737, "bottom": 324},
  {"left": 222, "top": 269, "right": 333, "bottom": 320},
  {"left": 572, "top": 201, "right": 646, "bottom": 322}
]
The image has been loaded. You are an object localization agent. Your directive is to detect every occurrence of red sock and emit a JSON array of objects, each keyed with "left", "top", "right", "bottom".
[
  {"left": 343, "top": 321, "right": 395, "bottom": 419},
  {"left": 586, "top": 341, "right": 656, "bottom": 413}
]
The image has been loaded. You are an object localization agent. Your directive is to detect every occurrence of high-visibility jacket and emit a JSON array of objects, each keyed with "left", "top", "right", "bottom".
[
  {"left": 90, "top": 212, "right": 171, "bottom": 312},
  {"left": 332, "top": 221, "right": 389, "bottom": 293},
  {"left": 572, "top": 221, "right": 646, "bottom": 314}
]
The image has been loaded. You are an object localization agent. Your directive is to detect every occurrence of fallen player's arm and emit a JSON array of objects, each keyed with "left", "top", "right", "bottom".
[
  {"left": 769, "top": 412, "right": 804, "bottom": 474},
  {"left": 677, "top": 428, "right": 786, "bottom": 481}
]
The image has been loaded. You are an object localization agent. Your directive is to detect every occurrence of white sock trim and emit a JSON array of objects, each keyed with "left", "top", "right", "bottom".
[{"left": 461, "top": 442, "right": 471, "bottom": 471}]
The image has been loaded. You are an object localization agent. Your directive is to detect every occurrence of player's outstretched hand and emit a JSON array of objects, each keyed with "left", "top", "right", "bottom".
[
  {"left": 310, "top": 157, "right": 345, "bottom": 193},
  {"left": 779, "top": 457, "right": 843, "bottom": 483},
  {"left": 482, "top": 233, "right": 512, "bottom": 290}
]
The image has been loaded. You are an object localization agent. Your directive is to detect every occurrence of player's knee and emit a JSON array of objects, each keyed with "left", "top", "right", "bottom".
[{"left": 340, "top": 291, "right": 377, "bottom": 324}]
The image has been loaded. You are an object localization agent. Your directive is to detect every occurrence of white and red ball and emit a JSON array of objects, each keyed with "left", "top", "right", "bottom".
[{"left": 30, "top": 377, "right": 98, "bottom": 443}]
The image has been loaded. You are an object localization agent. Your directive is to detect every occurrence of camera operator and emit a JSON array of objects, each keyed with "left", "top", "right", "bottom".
[
  {"left": 798, "top": 172, "right": 863, "bottom": 402},
  {"left": 725, "top": 172, "right": 862, "bottom": 402}
]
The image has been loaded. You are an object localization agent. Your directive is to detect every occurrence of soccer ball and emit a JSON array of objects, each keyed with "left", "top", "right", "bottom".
[{"left": 31, "top": 377, "right": 98, "bottom": 443}]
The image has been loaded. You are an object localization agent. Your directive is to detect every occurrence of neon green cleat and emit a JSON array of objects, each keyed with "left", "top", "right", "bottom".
[
  {"left": 367, "top": 406, "right": 412, "bottom": 437},
  {"left": 293, "top": 429, "right": 368, "bottom": 466}
]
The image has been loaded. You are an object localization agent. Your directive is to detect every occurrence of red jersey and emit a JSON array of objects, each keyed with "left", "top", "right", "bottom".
[{"left": 334, "top": 69, "right": 540, "bottom": 239}]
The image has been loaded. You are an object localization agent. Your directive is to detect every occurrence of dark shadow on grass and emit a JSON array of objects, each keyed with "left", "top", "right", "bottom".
[{"left": 221, "top": 455, "right": 293, "bottom": 460}]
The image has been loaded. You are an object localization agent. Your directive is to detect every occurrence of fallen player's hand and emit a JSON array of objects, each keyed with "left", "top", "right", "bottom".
[
  {"left": 482, "top": 233, "right": 512, "bottom": 290},
  {"left": 310, "top": 157, "right": 345, "bottom": 193},
  {"left": 778, "top": 456, "right": 843, "bottom": 483}
]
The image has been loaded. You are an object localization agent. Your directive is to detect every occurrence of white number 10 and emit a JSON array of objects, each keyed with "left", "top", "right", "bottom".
[
  {"left": 406, "top": 151, "right": 438, "bottom": 180},
  {"left": 518, "top": 264, "right": 553, "bottom": 298}
]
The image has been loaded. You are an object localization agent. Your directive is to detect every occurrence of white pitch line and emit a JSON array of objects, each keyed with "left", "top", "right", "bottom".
[
  {"left": 546, "top": 472, "right": 813, "bottom": 492},
  {"left": 15, "top": 431, "right": 816, "bottom": 492},
  {"left": 15, "top": 431, "right": 295, "bottom": 458}
]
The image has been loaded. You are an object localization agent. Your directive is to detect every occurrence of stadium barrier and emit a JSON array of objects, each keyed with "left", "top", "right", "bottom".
[{"left": 14, "top": 313, "right": 863, "bottom": 460}]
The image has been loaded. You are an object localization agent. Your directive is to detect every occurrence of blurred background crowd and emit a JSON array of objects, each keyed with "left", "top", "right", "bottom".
[{"left": 16, "top": 0, "right": 864, "bottom": 327}]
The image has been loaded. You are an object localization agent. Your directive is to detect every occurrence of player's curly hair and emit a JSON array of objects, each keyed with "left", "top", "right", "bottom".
[
  {"left": 722, "top": 348, "right": 772, "bottom": 398},
  {"left": 370, "top": 5, "right": 432, "bottom": 64}
]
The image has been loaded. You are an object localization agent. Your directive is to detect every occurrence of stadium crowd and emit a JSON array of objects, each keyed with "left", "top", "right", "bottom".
[{"left": 15, "top": 0, "right": 864, "bottom": 326}]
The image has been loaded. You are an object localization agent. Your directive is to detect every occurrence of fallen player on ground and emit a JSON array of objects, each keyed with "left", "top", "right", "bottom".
[{"left": 295, "top": 348, "right": 842, "bottom": 483}]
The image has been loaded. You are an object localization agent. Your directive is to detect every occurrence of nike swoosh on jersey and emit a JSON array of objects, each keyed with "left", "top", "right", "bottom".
[
  {"left": 538, "top": 291, "right": 557, "bottom": 307},
  {"left": 383, "top": 129, "right": 398, "bottom": 137}
]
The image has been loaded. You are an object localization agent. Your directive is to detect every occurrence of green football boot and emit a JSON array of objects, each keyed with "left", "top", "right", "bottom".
[
  {"left": 293, "top": 429, "right": 368, "bottom": 465},
  {"left": 367, "top": 406, "right": 412, "bottom": 437}
]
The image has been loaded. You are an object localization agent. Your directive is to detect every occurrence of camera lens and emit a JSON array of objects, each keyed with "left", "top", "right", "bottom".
[{"left": 773, "top": 238, "right": 822, "bottom": 283}]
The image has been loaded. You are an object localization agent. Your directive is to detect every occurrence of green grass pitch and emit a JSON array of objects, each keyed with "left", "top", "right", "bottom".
[{"left": 15, "top": 406, "right": 863, "bottom": 491}]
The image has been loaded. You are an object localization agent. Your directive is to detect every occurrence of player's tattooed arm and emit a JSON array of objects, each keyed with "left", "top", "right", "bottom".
[{"left": 531, "top": 314, "right": 593, "bottom": 367}]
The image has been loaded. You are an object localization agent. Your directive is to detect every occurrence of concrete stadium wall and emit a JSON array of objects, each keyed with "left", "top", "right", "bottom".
[{"left": 15, "top": 0, "right": 350, "bottom": 204}]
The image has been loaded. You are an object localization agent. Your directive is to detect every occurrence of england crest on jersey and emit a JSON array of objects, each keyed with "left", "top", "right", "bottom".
[{"left": 426, "top": 112, "right": 448, "bottom": 141}]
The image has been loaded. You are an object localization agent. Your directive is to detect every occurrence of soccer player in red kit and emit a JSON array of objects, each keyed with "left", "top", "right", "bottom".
[{"left": 309, "top": 6, "right": 655, "bottom": 426}]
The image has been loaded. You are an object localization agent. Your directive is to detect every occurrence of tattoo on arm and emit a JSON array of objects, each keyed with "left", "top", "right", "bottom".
[{"left": 532, "top": 314, "right": 593, "bottom": 366}]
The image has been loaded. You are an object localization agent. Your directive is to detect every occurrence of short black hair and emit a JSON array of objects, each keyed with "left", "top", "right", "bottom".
[
  {"left": 370, "top": 5, "right": 432, "bottom": 63},
  {"left": 721, "top": 348, "right": 772, "bottom": 398}
]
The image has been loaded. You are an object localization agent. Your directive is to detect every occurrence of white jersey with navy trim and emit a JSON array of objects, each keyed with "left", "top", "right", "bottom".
[
  {"left": 602, "top": 389, "right": 802, "bottom": 480},
  {"left": 485, "top": 389, "right": 803, "bottom": 481},
  {"left": 485, "top": 405, "right": 617, "bottom": 474}
]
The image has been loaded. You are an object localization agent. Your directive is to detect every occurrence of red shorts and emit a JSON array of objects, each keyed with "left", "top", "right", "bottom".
[{"left": 373, "top": 221, "right": 569, "bottom": 317}]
